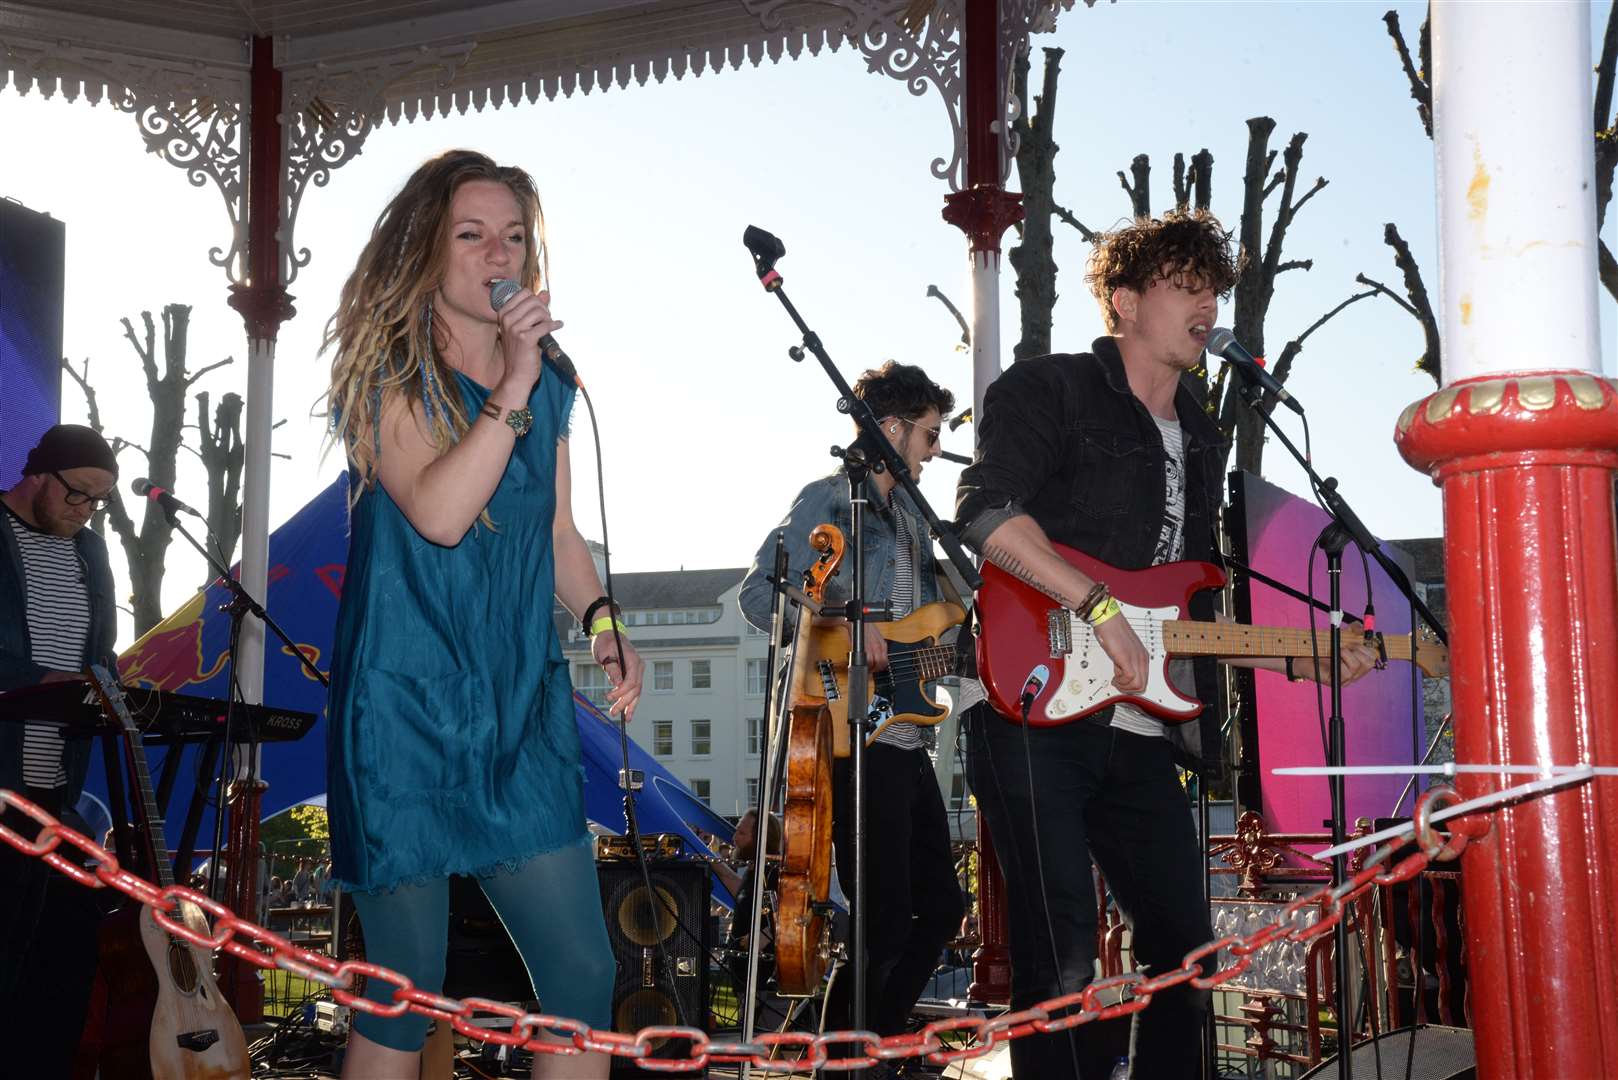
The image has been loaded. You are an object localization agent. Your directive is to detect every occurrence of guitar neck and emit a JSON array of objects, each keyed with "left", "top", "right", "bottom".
[
  {"left": 88, "top": 666, "right": 175, "bottom": 888},
  {"left": 1162, "top": 621, "right": 1417, "bottom": 665}
]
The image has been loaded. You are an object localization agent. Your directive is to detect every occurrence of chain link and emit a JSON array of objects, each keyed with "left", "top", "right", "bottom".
[{"left": 0, "top": 786, "right": 1483, "bottom": 1071}]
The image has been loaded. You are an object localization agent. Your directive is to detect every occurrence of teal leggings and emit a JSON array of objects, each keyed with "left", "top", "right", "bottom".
[{"left": 348, "top": 841, "right": 615, "bottom": 1052}]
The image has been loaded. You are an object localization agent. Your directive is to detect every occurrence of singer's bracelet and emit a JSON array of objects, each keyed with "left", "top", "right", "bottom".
[
  {"left": 590, "top": 616, "right": 629, "bottom": 638},
  {"left": 1088, "top": 597, "right": 1122, "bottom": 627}
]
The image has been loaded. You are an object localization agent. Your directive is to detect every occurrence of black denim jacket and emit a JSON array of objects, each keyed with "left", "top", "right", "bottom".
[{"left": 955, "top": 337, "right": 1228, "bottom": 772}]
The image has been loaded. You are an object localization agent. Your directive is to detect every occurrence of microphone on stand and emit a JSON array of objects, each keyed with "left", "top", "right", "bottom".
[
  {"left": 1205, "top": 327, "right": 1304, "bottom": 416},
  {"left": 487, "top": 279, "right": 580, "bottom": 386},
  {"left": 132, "top": 478, "right": 202, "bottom": 520}
]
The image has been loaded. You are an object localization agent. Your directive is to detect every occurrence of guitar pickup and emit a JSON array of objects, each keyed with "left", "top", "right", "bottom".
[
  {"left": 177, "top": 1029, "right": 221, "bottom": 1052},
  {"left": 1047, "top": 609, "right": 1072, "bottom": 657}
]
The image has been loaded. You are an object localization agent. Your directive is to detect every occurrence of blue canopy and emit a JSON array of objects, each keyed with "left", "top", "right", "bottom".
[{"left": 93, "top": 475, "right": 735, "bottom": 899}]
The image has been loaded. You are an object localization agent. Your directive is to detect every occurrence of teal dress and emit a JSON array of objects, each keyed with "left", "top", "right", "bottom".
[{"left": 327, "top": 369, "right": 582, "bottom": 893}]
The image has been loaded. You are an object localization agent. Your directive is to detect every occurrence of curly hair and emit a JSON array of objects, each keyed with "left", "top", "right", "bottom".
[
  {"left": 851, "top": 361, "right": 955, "bottom": 424},
  {"left": 321, "top": 150, "right": 548, "bottom": 501},
  {"left": 1086, "top": 209, "right": 1240, "bottom": 333}
]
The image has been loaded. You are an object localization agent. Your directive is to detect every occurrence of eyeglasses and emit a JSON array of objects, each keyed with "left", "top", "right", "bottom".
[
  {"left": 52, "top": 472, "right": 113, "bottom": 510},
  {"left": 895, "top": 416, "right": 941, "bottom": 448}
]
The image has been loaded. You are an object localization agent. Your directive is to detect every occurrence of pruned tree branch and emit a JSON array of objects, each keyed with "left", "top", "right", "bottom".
[
  {"left": 1276, "top": 259, "right": 1313, "bottom": 275},
  {"left": 1051, "top": 202, "right": 1098, "bottom": 242},
  {"left": 1291, "top": 176, "right": 1328, "bottom": 217},
  {"left": 1270, "top": 289, "right": 1378, "bottom": 391},
  {"left": 1262, "top": 169, "right": 1285, "bottom": 201},
  {"left": 1600, "top": 238, "right": 1618, "bottom": 304},
  {"left": 196, "top": 390, "right": 245, "bottom": 571},
  {"left": 925, "top": 284, "right": 971, "bottom": 347},
  {"left": 61, "top": 358, "right": 104, "bottom": 432},
  {"left": 187, "top": 357, "right": 235, "bottom": 385},
  {"left": 1009, "top": 46, "right": 1066, "bottom": 360},
  {"left": 1354, "top": 272, "right": 1419, "bottom": 318},
  {"left": 1383, "top": 9, "right": 1433, "bottom": 137},
  {"left": 1118, "top": 154, "right": 1151, "bottom": 218},
  {"left": 1172, "top": 152, "right": 1188, "bottom": 212},
  {"left": 1594, "top": 0, "right": 1617, "bottom": 147}
]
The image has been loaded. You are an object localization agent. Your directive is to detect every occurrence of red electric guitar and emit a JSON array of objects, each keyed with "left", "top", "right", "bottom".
[{"left": 976, "top": 545, "right": 1449, "bottom": 727}]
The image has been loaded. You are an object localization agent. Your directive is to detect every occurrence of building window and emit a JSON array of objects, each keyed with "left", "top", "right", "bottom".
[
  {"left": 690, "top": 778, "right": 711, "bottom": 807},
  {"left": 746, "top": 658, "right": 768, "bottom": 697},
  {"left": 652, "top": 720, "right": 674, "bottom": 757},
  {"left": 574, "top": 664, "right": 609, "bottom": 709},
  {"left": 746, "top": 778, "right": 759, "bottom": 809},
  {"left": 747, "top": 716, "right": 764, "bottom": 756},
  {"left": 746, "top": 622, "right": 766, "bottom": 637},
  {"left": 690, "top": 659, "right": 712, "bottom": 690},
  {"left": 690, "top": 719, "right": 712, "bottom": 757},
  {"left": 653, "top": 661, "right": 674, "bottom": 691}
]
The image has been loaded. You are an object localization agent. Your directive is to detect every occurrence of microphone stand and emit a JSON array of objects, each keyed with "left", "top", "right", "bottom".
[
  {"left": 745, "top": 227, "right": 980, "bottom": 1054},
  {"left": 1230, "top": 377, "right": 1445, "bottom": 1080},
  {"left": 153, "top": 503, "right": 327, "bottom": 899}
]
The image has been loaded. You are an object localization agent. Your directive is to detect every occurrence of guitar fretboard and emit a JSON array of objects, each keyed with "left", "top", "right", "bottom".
[{"left": 1162, "top": 622, "right": 1416, "bottom": 664}]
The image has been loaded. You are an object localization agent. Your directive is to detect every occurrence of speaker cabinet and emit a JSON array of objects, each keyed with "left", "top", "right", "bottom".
[
  {"left": 1299, "top": 1025, "right": 1475, "bottom": 1079},
  {"left": 598, "top": 859, "right": 711, "bottom": 1076}
]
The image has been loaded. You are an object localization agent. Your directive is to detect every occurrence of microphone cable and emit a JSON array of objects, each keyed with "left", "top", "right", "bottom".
[{"left": 571, "top": 372, "right": 693, "bottom": 1032}]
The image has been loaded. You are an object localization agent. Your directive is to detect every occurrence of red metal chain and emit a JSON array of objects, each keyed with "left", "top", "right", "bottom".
[{"left": 0, "top": 786, "right": 1483, "bottom": 1072}]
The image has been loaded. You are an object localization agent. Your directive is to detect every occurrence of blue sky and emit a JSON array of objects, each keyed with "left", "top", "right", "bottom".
[{"left": 2, "top": 0, "right": 1613, "bottom": 645}]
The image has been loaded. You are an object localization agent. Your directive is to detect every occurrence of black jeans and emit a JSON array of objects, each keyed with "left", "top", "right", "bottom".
[
  {"left": 828, "top": 741, "right": 965, "bottom": 1036},
  {"left": 0, "top": 786, "right": 102, "bottom": 1078},
  {"left": 964, "top": 704, "right": 1211, "bottom": 1080}
]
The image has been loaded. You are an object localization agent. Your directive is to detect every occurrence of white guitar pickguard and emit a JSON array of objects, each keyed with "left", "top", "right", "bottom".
[{"left": 1044, "top": 602, "right": 1199, "bottom": 721}]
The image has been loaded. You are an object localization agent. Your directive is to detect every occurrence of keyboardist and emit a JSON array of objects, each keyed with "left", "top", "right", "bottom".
[{"left": 0, "top": 424, "right": 120, "bottom": 1065}]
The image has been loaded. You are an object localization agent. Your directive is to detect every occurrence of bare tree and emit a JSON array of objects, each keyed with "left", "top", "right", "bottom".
[
  {"left": 1008, "top": 45, "right": 1068, "bottom": 361},
  {"left": 63, "top": 303, "right": 243, "bottom": 637}
]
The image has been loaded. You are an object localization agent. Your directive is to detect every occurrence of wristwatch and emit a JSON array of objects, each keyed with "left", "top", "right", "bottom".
[{"left": 504, "top": 407, "right": 533, "bottom": 437}]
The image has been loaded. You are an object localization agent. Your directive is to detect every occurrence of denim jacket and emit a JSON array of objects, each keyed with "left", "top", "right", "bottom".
[
  {"left": 954, "top": 338, "right": 1229, "bottom": 772},
  {"left": 739, "top": 469, "right": 942, "bottom": 634},
  {"left": 0, "top": 500, "right": 119, "bottom": 804}
]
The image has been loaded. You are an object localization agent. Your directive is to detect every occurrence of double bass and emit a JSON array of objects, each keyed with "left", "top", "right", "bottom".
[{"left": 773, "top": 524, "right": 843, "bottom": 997}]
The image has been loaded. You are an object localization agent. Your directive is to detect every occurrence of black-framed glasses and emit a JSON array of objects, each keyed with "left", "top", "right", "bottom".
[
  {"left": 51, "top": 472, "right": 113, "bottom": 510},
  {"left": 896, "top": 416, "right": 941, "bottom": 448}
]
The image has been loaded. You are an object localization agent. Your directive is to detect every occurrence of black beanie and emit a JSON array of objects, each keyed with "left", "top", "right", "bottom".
[{"left": 22, "top": 424, "right": 119, "bottom": 479}]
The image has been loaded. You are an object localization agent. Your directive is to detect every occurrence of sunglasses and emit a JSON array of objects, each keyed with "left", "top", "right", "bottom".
[
  {"left": 894, "top": 416, "right": 941, "bottom": 448},
  {"left": 52, "top": 472, "right": 114, "bottom": 510}
]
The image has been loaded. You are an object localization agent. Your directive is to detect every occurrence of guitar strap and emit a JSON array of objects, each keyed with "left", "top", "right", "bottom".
[{"left": 930, "top": 556, "right": 979, "bottom": 680}]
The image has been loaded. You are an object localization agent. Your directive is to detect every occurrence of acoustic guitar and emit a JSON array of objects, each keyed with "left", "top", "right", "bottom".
[
  {"left": 976, "top": 547, "right": 1449, "bottom": 726},
  {"left": 86, "top": 665, "right": 249, "bottom": 1080}
]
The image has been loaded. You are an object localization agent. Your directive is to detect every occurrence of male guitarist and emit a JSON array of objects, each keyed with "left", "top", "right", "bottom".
[
  {"left": 0, "top": 424, "right": 119, "bottom": 1076},
  {"left": 955, "top": 211, "right": 1377, "bottom": 1080},
  {"left": 739, "top": 361, "right": 965, "bottom": 1045}
]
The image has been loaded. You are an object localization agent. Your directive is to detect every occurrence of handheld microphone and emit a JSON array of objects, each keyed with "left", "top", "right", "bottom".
[
  {"left": 1204, "top": 327, "right": 1304, "bottom": 416},
  {"left": 132, "top": 478, "right": 201, "bottom": 519},
  {"left": 487, "top": 279, "right": 580, "bottom": 386},
  {"left": 1021, "top": 663, "right": 1051, "bottom": 704}
]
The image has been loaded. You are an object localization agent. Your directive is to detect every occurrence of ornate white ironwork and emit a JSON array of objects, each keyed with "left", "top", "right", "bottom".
[
  {"left": 278, "top": 43, "right": 476, "bottom": 287},
  {"left": 743, "top": 0, "right": 968, "bottom": 189},
  {"left": 0, "top": 23, "right": 251, "bottom": 281}
]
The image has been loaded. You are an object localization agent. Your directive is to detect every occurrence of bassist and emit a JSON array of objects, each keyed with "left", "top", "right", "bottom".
[
  {"left": 955, "top": 212, "right": 1376, "bottom": 1080},
  {"left": 739, "top": 361, "right": 965, "bottom": 1042}
]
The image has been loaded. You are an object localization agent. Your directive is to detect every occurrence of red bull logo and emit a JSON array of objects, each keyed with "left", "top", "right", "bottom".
[{"left": 117, "top": 590, "right": 229, "bottom": 690}]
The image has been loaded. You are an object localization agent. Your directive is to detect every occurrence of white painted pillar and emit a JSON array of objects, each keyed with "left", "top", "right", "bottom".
[
  {"left": 235, "top": 333, "right": 274, "bottom": 705},
  {"left": 970, "top": 251, "right": 1001, "bottom": 422},
  {"left": 1432, "top": 0, "right": 1600, "bottom": 382}
]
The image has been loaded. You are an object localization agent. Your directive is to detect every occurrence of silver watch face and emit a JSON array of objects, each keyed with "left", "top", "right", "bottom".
[{"left": 505, "top": 407, "right": 534, "bottom": 436}]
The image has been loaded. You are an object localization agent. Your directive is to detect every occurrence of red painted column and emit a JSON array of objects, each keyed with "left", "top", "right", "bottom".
[
  {"left": 1396, "top": 374, "right": 1618, "bottom": 1076},
  {"left": 220, "top": 34, "right": 296, "bottom": 1026},
  {"left": 947, "top": 0, "right": 1022, "bottom": 1009}
]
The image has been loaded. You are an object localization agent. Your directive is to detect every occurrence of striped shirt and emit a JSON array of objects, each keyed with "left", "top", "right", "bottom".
[
  {"left": 4, "top": 504, "right": 91, "bottom": 788},
  {"left": 874, "top": 492, "right": 927, "bottom": 752}
]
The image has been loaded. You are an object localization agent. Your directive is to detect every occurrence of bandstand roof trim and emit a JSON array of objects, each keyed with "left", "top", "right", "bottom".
[{"left": 0, "top": 0, "right": 868, "bottom": 121}]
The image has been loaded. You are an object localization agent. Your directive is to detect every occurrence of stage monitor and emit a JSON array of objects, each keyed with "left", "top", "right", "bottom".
[
  {"left": 0, "top": 198, "right": 66, "bottom": 486},
  {"left": 1226, "top": 471, "right": 1427, "bottom": 841}
]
